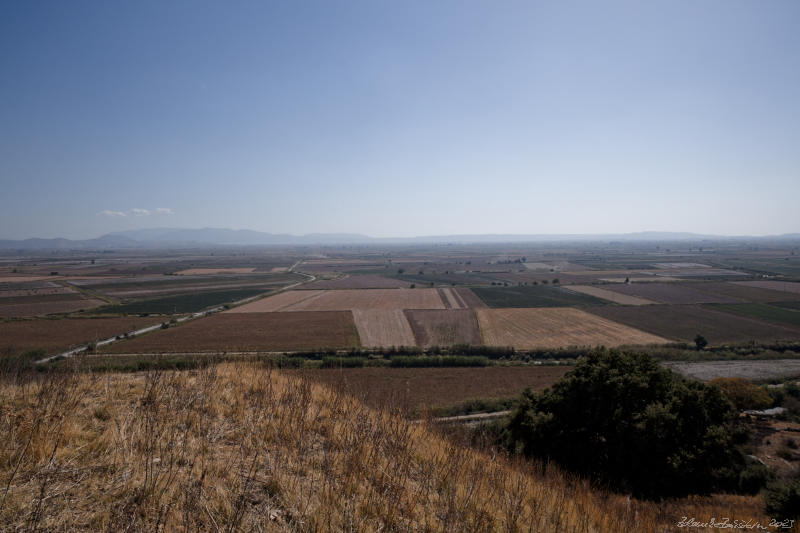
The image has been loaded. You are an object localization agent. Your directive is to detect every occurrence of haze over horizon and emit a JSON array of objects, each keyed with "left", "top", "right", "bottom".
[{"left": 3, "top": 1, "right": 799, "bottom": 240}]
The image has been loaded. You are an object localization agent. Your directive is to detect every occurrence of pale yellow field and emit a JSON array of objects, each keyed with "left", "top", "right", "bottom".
[
  {"left": 353, "top": 309, "right": 416, "bottom": 347},
  {"left": 476, "top": 307, "right": 668, "bottom": 349},
  {"left": 439, "top": 287, "right": 467, "bottom": 309},
  {"left": 565, "top": 285, "right": 655, "bottom": 306},
  {"left": 176, "top": 267, "right": 256, "bottom": 275},
  {"left": 228, "top": 288, "right": 445, "bottom": 312}
]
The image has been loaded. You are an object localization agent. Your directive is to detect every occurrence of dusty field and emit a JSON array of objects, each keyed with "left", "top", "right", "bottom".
[
  {"left": 587, "top": 304, "right": 800, "bottom": 343},
  {"left": 297, "top": 366, "right": 571, "bottom": 411},
  {"left": 0, "top": 298, "right": 105, "bottom": 317},
  {"left": 228, "top": 288, "right": 445, "bottom": 312},
  {"left": 404, "top": 309, "right": 482, "bottom": 347},
  {"left": 101, "top": 311, "right": 359, "bottom": 353},
  {"left": 599, "top": 276, "right": 682, "bottom": 283},
  {"left": 225, "top": 290, "right": 326, "bottom": 312},
  {"left": 735, "top": 280, "right": 800, "bottom": 295},
  {"left": 302, "top": 274, "right": 411, "bottom": 290},
  {"left": 603, "top": 282, "right": 739, "bottom": 304},
  {"left": 0, "top": 276, "right": 62, "bottom": 283},
  {"left": 0, "top": 286, "right": 76, "bottom": 298},
  {"left": 476, "top": 308, "right": 667, "bottom": 349},
  {"left": 564, "top": 285, "right": 655, "bottom": 305},
  {"left": 664, "top": 359, "right": 800, "bottom": 381},
  {"left": 0, "top": 317, "right": 163, "bottom": 356},
  {"left": 176, "top": 267, "right": 257, "bottom": 275},
  {"left": 352, "top": 309, "right": 416, "bottom": 347},
  {"left": 454, "top": 287, "right": 488, "bottom": 308},
  {"left": 687, "top": 282, "right": 799, "bottom": 303},
  {"left": 438, "top": 287, "right": 468, "bottom": 309}
]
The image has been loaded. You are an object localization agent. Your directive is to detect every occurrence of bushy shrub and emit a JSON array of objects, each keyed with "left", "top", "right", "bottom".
[
  {"left": 505, "top": 350, "right": 747, "bottom": 498},
  {"left": 709, "top": 377, "right": 773, "bottom": 410},
  {"left": 764, "top": 479, "right": 800, "bottom": 519}
]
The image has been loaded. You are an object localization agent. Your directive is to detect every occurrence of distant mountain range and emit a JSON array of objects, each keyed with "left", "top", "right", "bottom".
[{"left": 0, "top": 228, "right": 799, "bottom": 250}]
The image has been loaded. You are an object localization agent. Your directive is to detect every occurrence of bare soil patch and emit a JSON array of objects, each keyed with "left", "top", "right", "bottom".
[
  {"left": 405, "top": 309, "right": 482, "bottom": 347},
  {"left": 101, "top": 311, "right": 359, "bottom": 353},
  {"left": 476, "top": 308, "right": 667, "bottom": 349},
  {"left": 565, "top": 286, "right": 655, "bottom": 305},
  {"left": 296, "top": 366, "right": 570, "bottom": 412},
  {"left": 176, "top": 268, "right": 256, "bottom": 275},
  {"left": 664, "top": 360, "right": 800, "bottom": 381},
  {"left": 0, "top": 298, "right": 105, "bottom": 318},
  {"left": 302, "top": 274, "right": 411, "bottom": 290},
  {"left": 0, "top": 317, "right": 163, "bottom": 356},
  {"left": 603, "top": 282, "right": 739, "bottom": 304},
  {"left": 587, "top": 304, "right": 800, "bottom": 343},
  {"left": 231, "top": 289, "right": 445, "bottom": 312},
  {"left": 734, "top": 280, "right": 800, "bottom": 296}
]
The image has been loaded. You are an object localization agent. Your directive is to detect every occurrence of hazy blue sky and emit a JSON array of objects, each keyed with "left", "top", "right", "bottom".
[{"left": 2, "top": 1, "right": 799, "bottom": 239}]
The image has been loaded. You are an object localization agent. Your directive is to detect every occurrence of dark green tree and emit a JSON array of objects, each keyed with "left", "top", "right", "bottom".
[
  {"left": 505, "top": 350, "right": 747, "bottom": 498},
  {"left": 694, "top": 334, "right": 708, "bottom": 351}
]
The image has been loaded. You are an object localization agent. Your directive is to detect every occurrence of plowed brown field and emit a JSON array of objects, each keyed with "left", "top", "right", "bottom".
[
  {"left": 405, "top": 309, "right": 482, "bottom": 347},
  {"left": 352, "top": 309, "right": 416, "bottom": 347},
  {"left": 101, "top": 311, "right": 359, "bottom": 353},
  {"left": 734, "top": 280, "right": 800, "bottom": 296},
  {"left": 565, "top": 285, "right": 655, "bottom": 306},
  {"left": 476, "top": 308, "right": 668, "bottom": 349},
  {"left": 1, "top": 317, "right": 163, "bottom": 356},
  {"left": 302, "top": 275, "right": 411, "bottom": 290}
]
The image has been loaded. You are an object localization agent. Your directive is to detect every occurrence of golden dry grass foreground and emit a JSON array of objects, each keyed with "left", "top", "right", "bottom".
[{"left": 0, "top": 363, "right": 770, "bottom": 532}]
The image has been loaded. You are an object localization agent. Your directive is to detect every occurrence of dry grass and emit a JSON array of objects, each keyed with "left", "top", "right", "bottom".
[
  {"left": 176, "top": 268, "right": 257, "bottom": 275},
  {"left": 352, "top": 309, "right": 416, "bottom": 348},
  {"left": 476, "top": 308, "right": 668, "bottom": 349},
  {"left": 0, "top": 362, "right": 773, "bottom": 531}
]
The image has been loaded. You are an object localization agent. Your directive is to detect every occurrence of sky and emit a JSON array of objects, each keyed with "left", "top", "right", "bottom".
[{"left": 1, "top": 1, "right": 799, "bottom": 240}]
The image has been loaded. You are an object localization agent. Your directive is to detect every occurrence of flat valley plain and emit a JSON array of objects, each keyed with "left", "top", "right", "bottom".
[{"left": 3, "top": 242, "right": 800, "bottom": 361}]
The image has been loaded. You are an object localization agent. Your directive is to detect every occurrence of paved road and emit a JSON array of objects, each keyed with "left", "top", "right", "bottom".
[{"left": 35, "top": 264, "right": 315, "bottom": 365}]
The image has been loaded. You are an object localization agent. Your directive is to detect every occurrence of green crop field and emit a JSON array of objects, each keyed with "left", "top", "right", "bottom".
[
  {"left": 471, "top": 285, "right": 609, "bottom": 308},
  {"left": 706, "top": 302, "right": 800, "bottom": 327},
  {"left": 94, "top": 288, "right": 270, "bottom": 315}
]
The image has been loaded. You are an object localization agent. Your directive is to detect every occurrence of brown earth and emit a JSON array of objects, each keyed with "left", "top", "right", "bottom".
[
  {"left": 564, "top": 285, "right": 655, "bottom": 305},
  {"left": 454, "top": 288, "right": 487, "bottom": 308},
  {"left": 175, "top": 268, "right": 257, "bottom": 275},
  {"left": 586, "top": 304, "right": 800, "bottom": 344},
  {"left": 735, "top": 280, "right": 800, "bottom": 296},
  {"left": 0, "top": 317, "right": 163, "bottom": 356},
  {"left": 404, "top": 309, "right": 482, "bottom": 347},
  {"left": 296, "top": 366, "right": 571, "bottom": 412},
  {"left": 476, "top": 308, "right": 668, "bottom": 349},
  {"left": 686, "top": 282, "right": 800, "bottom": 303},
  {"left": 228, "top": 289, "right": 445, "bottom": 312},
  {"left": 100, "top": 311, "right": 359, "bottom": 353},
  {"left": 301, "top": 274, "right": 411, "bottom": 290},
  {"left": 602, "top": 282, "right": 740, "bottom": 304},
  {"left": 0, "top": 298, "right": 105, "bottom": 318}
]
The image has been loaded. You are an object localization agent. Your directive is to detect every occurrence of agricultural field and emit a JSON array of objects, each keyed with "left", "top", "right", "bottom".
[
  {"left": 564, "top": 285, "right": 655, "bottom": 305},
  {"left": 438, "top": 287, "right": 469, "bottom": 308},
  {"left": 404, "top": 309, "right": 482, "bottom": 347},
  {"left": 587, "top": 304, "right": 800, "bottom": 344},
  {"left": 300, "top": 274, "right": 411, "bottom": 289},
  {"left": 687, "top": 281, "right": 800, "bottom": 303},
  {"left": 0, "top": 294, "right": 105, "bottom": 317},
  {"left": 228, "top": 288, "right": 446, "bottom": 312},
  {"left": 100, "top": 311, "right": 359, "bottom": 353},
  {"left": 664, "top": 359, "right": 800, "bottom": 381},
  {"left": 735, "top": 280, "right": 800, "bottom": 295},
  {"left": 705, "top": 303, "right": 800, "bottom": 328},
  {"left": 352, "top": 309, "right": 416, "bottom": 347},
  {"left": 297, "top": 365, "right": 571, "bottom": 412},
  {"left": 476, "top": 308, "right": 667, "bottom": 349},
  {"left": 93, "top": 287, "right": 270, "bottom": 315},
  {"left": 471, "top": 285, "right": 609, "bottom": 308},
  {"left": 0, "top": 317, "right": 163, "bottom": 357},
  {"left": 175, "top": 267, "right": 256, "bottom": 275},
  {"left": 602, "top": 282, "right": 739, "bottom": 304}
]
